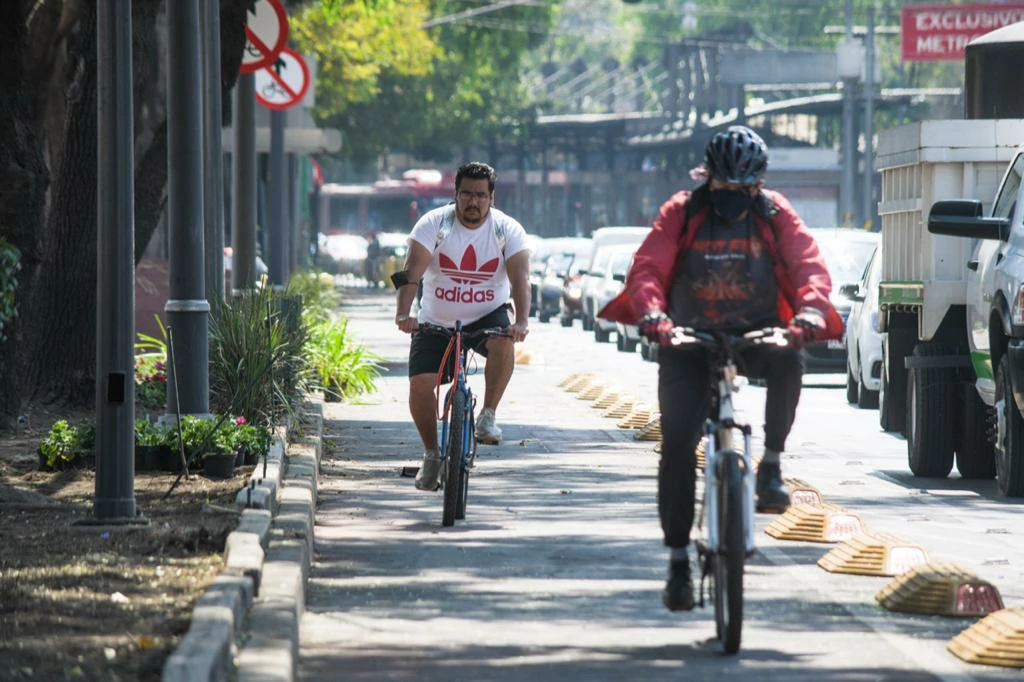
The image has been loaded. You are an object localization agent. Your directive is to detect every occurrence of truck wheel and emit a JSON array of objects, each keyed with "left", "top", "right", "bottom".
[
  {"left": 538, "top": 311, "right": 551, "bottom": 323},
  {"left": 955, "top": 384, "right": 995, "bottom": 480},
  {"left": 881, "top": 320, "right": 914, "bottom": 434},
  {"left": 906, "top": 344, "right": 955, "bottom": 478},
  {"left": 994, "top": 355, "right": 1024, "bottom": 496},
  {"left": 622, "top": 336, "right": 638, "bottom": 353},
  {"left": 560, "top": 315, "right": 573, "bottom": 328}
]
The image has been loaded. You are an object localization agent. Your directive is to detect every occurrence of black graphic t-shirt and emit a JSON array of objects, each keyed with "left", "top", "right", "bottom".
[{"left": 668, "top": 214, "right": 780, "bottom": 332}]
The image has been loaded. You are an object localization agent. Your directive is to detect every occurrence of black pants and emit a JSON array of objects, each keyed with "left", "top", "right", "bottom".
[{"left": 657, "top": 344, "right": 802, "bottom": 548}]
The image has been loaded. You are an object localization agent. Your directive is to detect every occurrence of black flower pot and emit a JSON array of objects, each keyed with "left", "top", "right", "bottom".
[
  {"left": 135, "top": 445, "right": 172, "bottom": 472},
  {"left": 202, "top": 452, "right": 236, "bottom": 479}
]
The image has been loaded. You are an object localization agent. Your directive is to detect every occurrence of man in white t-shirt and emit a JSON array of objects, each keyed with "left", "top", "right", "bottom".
[{"left": 393, "top": 162, "right": 531, "bottom": 491}]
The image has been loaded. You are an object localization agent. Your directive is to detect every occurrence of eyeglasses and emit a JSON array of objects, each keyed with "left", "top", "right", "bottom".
[{"left": 457, "top": 191, "right": 490, "bottom": 202}]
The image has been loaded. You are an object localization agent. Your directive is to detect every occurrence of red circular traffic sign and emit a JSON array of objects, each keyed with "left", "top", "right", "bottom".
[
  {"left": 255, "top": 48, "right": 310, "bottom": 111},
  {"left": 240, "top": 0, "right": 289, "bottom": 74}
]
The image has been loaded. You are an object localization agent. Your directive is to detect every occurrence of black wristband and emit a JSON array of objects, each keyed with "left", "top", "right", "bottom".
[{"left": 390, "top": 270, "right": 419, "bottom": 289}]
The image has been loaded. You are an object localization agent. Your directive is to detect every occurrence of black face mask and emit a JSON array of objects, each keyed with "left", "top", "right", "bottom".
[{"left": 710, "top": 188, "right": 754, "bottom": 222}]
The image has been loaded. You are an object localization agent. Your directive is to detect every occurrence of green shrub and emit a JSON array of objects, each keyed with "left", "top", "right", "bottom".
[
  {"left": 209, "top": 287, "right": 307, "bottom": 426},
  {"left": 40, "top": 420, "right": 91, "bottom": 468},
  {"left": 306, "top": 317, "right": 382, "bottom": 400}
]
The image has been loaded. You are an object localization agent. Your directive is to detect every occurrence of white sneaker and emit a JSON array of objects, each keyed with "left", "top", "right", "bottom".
[
  {"left": 475, "top": 408, "right": 502, "bottom": 444},
  {"left": 414, "top": 450, "right": 442, "bottom": 491}
]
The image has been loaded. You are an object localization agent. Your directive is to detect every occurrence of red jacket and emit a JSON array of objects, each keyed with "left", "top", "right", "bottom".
[{"left": 598, "top": 187, "right": 844, "bottom": 340}]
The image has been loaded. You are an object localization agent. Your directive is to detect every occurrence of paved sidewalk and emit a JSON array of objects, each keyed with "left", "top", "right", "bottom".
[{"left": 296, "top": 292, "right": 1010, "bottom": 681}]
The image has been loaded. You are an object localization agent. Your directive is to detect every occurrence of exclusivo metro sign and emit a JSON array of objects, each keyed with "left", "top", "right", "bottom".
[{"left": 902, "top": 2, "right": 1024, "bottom": 61}]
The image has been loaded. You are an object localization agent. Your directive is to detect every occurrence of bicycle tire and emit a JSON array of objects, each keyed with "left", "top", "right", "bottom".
[
  {"left": 713, "top": 449, "right": 745, "bottom": 654},
  {"left": 442, "top": 389, "right": 467, "bottom": 527},
  {"left": 456, "top": 406, "right": 474, "bottom": 520}
]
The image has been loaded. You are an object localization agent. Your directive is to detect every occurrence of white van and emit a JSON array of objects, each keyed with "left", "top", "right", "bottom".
[{"left": 578, "top": 226, "right": 651, "bottom": 331}]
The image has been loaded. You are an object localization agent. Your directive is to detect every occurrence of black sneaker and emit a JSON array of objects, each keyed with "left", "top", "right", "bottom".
[
  {"left": 756, "top": 461, "right": 791, "bottom": 513},
  {"left": 661, "top": 558, "right": 695, "bottom": 612}
]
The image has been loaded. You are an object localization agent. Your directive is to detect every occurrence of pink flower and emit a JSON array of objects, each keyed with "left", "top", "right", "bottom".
[
  {"left": 234, "top": 417, "right": 247, "bottom": 425},
  {"left": 155, "top": 361, "right": 166, "bottom": 371}
]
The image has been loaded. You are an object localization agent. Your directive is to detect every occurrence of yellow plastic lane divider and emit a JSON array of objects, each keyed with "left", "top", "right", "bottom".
[
  {"left": 817, "top": 531, "right": 928, "bottom": 577},
  {"left": 592, "top": 390, "right": 621, "bottom": 409},
  {"left": 565, "top": 374, "right": 597, "bottom": 393},
  {"left": 765, "top": 503, "right": 864, "bottom": 543},
  {"left": 634, "top": 416, "right": 662, "bottom": 442},
  {"left": 876, "top": 562, "right": 1004, "bottom": 618},
  {"left": 578, "top": 381, "right": 608, "bottom": 400},
  {"left": 602, "top": 397, "right": 638, "bottom": 419},
  {"left": 948, "top": 608, "right": 1024, "bottom": 668},
  {"left": 617, "top": 405, "right": 655, "bottom": 429},
  {"left": 783, "top": 478, "right": 824, "bottom": 507}
]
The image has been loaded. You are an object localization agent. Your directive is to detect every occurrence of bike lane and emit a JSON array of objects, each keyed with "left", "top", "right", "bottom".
[{"left": 298, "top": 291, "right": 1003, "bottom": 681}]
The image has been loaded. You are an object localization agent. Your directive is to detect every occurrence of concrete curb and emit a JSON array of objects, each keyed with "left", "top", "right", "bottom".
[{"left": 161, "top": 401, "right": 323, "bottom": 682}]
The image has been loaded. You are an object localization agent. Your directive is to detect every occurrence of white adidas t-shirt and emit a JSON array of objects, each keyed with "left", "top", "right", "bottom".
[{"left": 410, "top": 205, "right": 528, "bottom": 327}]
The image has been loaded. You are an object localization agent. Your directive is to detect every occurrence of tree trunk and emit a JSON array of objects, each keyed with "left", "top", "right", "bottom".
[
  {"left": 0, "top": 0, "right": 52, "bottom": 424},
  {"left": 24, "top": 3, "right": 98, "bottom": 405}
]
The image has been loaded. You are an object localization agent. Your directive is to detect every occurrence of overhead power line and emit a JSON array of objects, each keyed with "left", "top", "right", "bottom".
[{"left": 422, "top": 0, "right": 545, "bottom": 29}]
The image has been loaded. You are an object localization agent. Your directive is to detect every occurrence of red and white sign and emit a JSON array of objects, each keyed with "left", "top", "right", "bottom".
[
  {"left": 902, "top": 3, "right": 1024, "bottom": 61},
  {"left": 255, "top": 48, "right": 310, "bottom": 111},
  {"left": 240, "top": 0, "right": 289, "bottom": 74}
]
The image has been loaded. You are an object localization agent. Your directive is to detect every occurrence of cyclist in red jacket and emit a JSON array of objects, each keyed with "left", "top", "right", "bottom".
[{"left": 599, "top": 126, "right": 843, "bottom": 612}]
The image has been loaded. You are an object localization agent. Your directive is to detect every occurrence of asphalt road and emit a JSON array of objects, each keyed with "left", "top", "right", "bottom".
[{"left": 299, "top": 289, "right": 1023, "bottom": 681}]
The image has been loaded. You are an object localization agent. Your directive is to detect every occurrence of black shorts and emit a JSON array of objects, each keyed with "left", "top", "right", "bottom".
[{"left": 408, "top": 303, "right": 512, "bottom": 381}]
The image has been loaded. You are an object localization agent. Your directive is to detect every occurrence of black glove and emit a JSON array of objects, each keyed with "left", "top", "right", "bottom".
[
  {"left": 638, "top": 311, "right": 674, "bottom": 347},
  {"left": 788, "top": 307, "right": 826, "bottom": 347}
]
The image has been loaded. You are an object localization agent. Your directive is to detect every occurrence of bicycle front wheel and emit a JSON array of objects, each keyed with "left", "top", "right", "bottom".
[
  {"left": 455, "top": 407, "right": 474, "bottom": 520},
  {"left": 442, "top": 389, "right": 467, "bottom": 527},
  {"left": 714, "top": 449, "right": 745, "bottom": 654}
]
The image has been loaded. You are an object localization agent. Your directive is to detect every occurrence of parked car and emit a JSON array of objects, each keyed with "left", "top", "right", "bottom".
[
  {"left": 536, "top": 238, "right": 592, "bottom": 323},
  {"left": 804, "top": 228, "right": 880, "bottom": 372},
  {"left": 591, "top": 245, "right": 639, "bottom": 344},
  {"left": 843, "top": 242, "right": 884, "bottom": 408},
  {"left": 577, "top": 226, "right": 651, "bottom": 331},
  {"left": 366, "top": 232, "right": 408, "bottom": 288},
  {"left": 615, "top": 256, "right": 643, "bottom": 353},
  {"left": 526, "top": 235, "right": 549, "bottom": 318}
]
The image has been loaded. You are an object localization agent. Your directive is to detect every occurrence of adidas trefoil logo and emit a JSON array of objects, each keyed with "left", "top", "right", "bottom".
[{"left": 439, "top": 245, "right": 499, "bottom": 285}]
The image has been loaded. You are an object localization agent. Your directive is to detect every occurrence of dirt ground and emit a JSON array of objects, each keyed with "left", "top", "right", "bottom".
[{"left": 0, "top": 406, "right": 250, "bottom": 682}]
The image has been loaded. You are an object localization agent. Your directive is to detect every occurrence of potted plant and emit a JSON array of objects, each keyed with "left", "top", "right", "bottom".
[
  {"left": 134, "top": 418, "right": 174, "bottom": 471},
  {"left": 38, "top": 420, "right": 94, "bottom": 471},
  {"left": 231, "top": 417, "right": 271, "bottom": 466}
]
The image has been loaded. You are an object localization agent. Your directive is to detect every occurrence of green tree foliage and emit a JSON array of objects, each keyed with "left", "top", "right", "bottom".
[{"left": 294, "top": 0, "right": 556, "bottom": 163}]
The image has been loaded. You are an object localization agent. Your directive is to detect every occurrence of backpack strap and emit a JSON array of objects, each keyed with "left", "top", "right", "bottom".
[{"left": 434, "top": 203, "right": 508, "bottom": 256}]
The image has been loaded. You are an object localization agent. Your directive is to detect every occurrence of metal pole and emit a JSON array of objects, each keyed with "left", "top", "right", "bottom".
[
  {"left": 165, "top": 0, "right": 210, "bottom": 417},
  {"left": 840, "top": 0, "right": 858, "bottom": 227},
  {"left": 233, "top": 74, "right": 257, "bottom": 291},
  {"left": 269, "top": 109, "right": 287, "bottom": 286},
  {"left": 94, "top": 0, "right": 138, "bottom": 522},
  {"left": 863, "top": 5, "right": 876, "bottom": 231},
  {"left": 202, "top": 0, "right": 225, "bottom": 304}
]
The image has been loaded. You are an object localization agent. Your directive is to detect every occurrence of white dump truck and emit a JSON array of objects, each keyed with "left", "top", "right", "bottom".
[
  {"left": 874, "top": 22, "right": 1024, "bottom": 496},
  {"left": 876, "top": 120, "right": 1024, "bottom": 494}
]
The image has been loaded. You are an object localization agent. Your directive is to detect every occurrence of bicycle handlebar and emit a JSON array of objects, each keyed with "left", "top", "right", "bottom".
[
  {"left": 416, "top": 322, "right": 513, "bottom": 343},
  {"left": 669, "top": 326, "right": 792, "bottom": 353}
]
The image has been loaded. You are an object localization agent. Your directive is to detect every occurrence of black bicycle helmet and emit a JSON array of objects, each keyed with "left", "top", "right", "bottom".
[{"left": 704, "top": 125, "right": 768, "bottom": 184}]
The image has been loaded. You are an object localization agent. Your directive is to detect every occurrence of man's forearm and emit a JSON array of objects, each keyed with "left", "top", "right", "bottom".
[
  {"left": 511, "top": 278, "right": 530, "bottom": 323},
  {"left": 396, "top": 286, "right": 417, "bottom": 318}
]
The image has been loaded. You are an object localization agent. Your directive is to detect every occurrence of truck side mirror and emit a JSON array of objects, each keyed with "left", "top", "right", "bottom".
[
  {"left": 928, "top": 199, "right": 1009, "bottom": 241},
  {"left": 839, "top": 283, "right": 864, "bottom": 301}
]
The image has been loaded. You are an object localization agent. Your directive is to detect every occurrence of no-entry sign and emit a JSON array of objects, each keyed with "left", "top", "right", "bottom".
[
  {"left": 255, "top": 48, "right": 310, "bottom": 110},
  {"left": 902, "top": 2, "right": 1024, "bottom": 61},
  {"left": 240, "top": 0, "right": 289, "bottom": 74}
]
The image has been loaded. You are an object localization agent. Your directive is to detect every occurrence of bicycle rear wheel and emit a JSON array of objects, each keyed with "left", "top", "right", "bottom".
[
  {"left": 713, "top": 449, "right": 745, "bottom": 654},
  {"left": 442, "top": 389, "right": 467, "bottom": 527}
]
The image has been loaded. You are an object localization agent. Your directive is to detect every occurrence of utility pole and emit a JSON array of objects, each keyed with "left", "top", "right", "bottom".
[
  {"left": 233, "top": 75, "right": 257, "bottom": 292},
  {"left": 165, "top": 0, "right": 210, "bottom": 417},
  {"left": 840, "top": 0, "right": 859, "bottom": 227},
  {"left": 863, "top": 4, "right": 876, "bottom": 230},
  {"left": 202, "top": 0, "right": 225, "bottom": 304},
  {"left": 93, "top": 0, "right": 140, "bottom": 523},
  {"left": 269, "top": 108, "right": 288, "bottom": 287}
]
